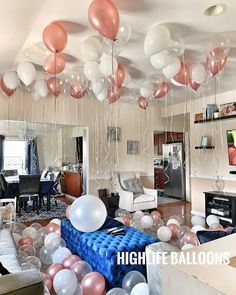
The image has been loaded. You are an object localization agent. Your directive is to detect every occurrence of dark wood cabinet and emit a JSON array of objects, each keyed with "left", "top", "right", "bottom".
[
  {"left": 154, "top": 132, "right": 184, "bottom": 155},
  {"left": 64, "top": 171, "right": 82, "bottom": 198},
  {"left": 154, "top": 168, "right": 164, "bottom": 189}
]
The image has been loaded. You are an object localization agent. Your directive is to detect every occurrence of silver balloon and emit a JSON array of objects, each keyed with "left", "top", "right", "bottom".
[
  {"left": 122, "top": 271, "right": 147, "bottom": 294},
  {"left": 21, "top": 262, "right": 36, "bottom": 270},
  {"left": 39, "top": 245, "right": 53, "bottom": 265},
  {"left": 151, "top": 218, "right": 164, "bottom": 232},
  {"left": 117, "top": 21, "right": 132, "bottom": 45},
  {"left": 70, "top": 260, "right": 92, "bottom": 282},
  {"left": 107, "top": 288, "right": 128, "bottom": 295},
  {"left": 23, "top": 256, "right": 41, "bottom": 270},
  {"left": 68, "top": 66, "right": 88, "bottom": 92}
]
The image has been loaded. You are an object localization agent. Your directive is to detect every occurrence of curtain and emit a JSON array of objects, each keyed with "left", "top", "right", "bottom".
[
  {"left": 25, "top": 138, "right": 40, "bottom": 175},
  {"left": 0, "top": 135, "right": 5, "bottom": 171}
]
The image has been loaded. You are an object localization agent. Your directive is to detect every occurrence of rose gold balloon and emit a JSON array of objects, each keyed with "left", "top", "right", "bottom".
[
  {"left": 107, "top": 86, "right": 121, "bottom": 104},
  {"left": 70, "top": 86, "right": 85, "bottom": 99},
  {"left": 46, "top": 263, "right": 64, "bottom": 281},
  {"left": 123, "top": 216, "right": 131, "bottom": 226},
  {"left": 151, "top": 210, "right": 162, "bottom": 220},
  {"left": 18, "top": 236, "right": 34, "bottom": 247},
  {"left": 43, "top": 53, "right": 65, "bottom": 74},
  {"left": 66, "top": 205, "right": 71, "bottom": 219},
  {"left": 208, "top": 47, "right": 227, "bottom": 62},
  {"left": 62, "top": 255, "right": 81, "bottom": 269},
  {"left": 154, "top": 81, "right": 170, "bottom": 99},
  {"left": 167, "top": 223, "right": 179, "bottom": 239},
  {"left": 42, "top": 23, "right": 68, "bottom": 53},
  {"left": 81, "top": 272, "right": 105, "bottom": 295},
  {"left": 47, "top": 77, "right": 61, "bottom": 97},
  {"left": 41, "top": 272, "right": 53, "bottom": 292},
  {"left": 1, "top": 79, "right": 16, "bottom": 97},
  {"left": 183, "top": 231, "right": 199, "bottom": 246},
  {"left": 111, "top": 64, "right": 125, "bottom": 88},
  {"left": 46, "top": 222, "right": 61, "bottom": 234},
  {"left": 173, "top": 62, "right": 190, "bottom": 85},
  {"left": 137, "top": 96, "right": 148, "bottom": 110},
  {"left": 189, "top": 80, "right": 201, "bottom": 92},
  {"left": 88, "top": 0, "right": 120, "bottom": 40},
  {"left": 207, "top": 55, "right": 227, "bottom": 76}
]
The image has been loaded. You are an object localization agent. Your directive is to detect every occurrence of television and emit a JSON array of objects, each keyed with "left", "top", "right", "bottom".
[{"left": 227, "top": 129, "right": 236, "bottom": 165}]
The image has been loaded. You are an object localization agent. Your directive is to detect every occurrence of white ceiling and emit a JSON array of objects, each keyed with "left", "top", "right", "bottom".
[{"left": 1, "top": 0, "right": 236, "bottom": 104}]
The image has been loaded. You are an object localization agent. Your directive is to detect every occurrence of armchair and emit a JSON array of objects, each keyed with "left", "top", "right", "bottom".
[{"left": 111, "top": 171, "right": 158, "bottom": 212}]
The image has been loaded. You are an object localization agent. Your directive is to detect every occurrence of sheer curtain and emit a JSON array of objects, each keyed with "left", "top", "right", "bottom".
[
  {"left": 0, "top": 135, "right": 5, "bottom": 171},
  {"left": 25, "top": 138, "right": 40, "bottom": 175}
]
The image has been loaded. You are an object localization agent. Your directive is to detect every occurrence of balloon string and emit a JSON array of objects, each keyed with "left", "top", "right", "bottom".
[{"left": 54, "top": 52, "right": 57, "bottom": 120}]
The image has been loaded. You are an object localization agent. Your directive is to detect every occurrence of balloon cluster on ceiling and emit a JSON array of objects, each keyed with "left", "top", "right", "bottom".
[{"left": 0, "top": 0, "right": 231, "bottom": 111}]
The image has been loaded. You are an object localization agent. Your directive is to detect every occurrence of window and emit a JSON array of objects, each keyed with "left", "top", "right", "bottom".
[{"left": 3, "top": 140, "right": 26, "bottom": 173}]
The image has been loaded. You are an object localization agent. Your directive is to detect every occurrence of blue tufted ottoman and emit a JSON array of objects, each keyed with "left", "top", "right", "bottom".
[{"left": 61, "top": 217, "right": 158, "bottom": 289}]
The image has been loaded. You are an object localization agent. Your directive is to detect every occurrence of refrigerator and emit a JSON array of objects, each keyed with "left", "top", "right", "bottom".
[{"left": 162, "top": 142, "right": 185, "bottom": 200}]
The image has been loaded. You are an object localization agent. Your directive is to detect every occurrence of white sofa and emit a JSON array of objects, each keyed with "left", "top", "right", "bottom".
[{"left": 111, "top": 171, "right": 158, "bottom": 212}]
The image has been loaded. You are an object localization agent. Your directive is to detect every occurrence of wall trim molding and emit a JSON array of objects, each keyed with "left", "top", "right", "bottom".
[
  {"left": 191, "top": 210, "right": 205, "bottom": 217},
  {"left": 190, "top": 175, "right": 235, "bottom": 181}
]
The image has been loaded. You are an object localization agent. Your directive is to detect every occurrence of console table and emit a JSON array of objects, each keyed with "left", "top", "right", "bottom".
[{"left": 204, "top": 191, "right": 236, "bottom": 226}]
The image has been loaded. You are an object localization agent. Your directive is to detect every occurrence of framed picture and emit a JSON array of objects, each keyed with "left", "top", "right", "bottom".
[
  {"left": 201, "top": 136, "right": 209, "bottom": 147},
  {"left": 127, "top": 140, "right": 139, "bottom": 155},
  {"left": 107, "top": 127, "right": 121, "bottom": 142},
  {"left": 219, "top": 102, "right": 236, "bottom": 117}
]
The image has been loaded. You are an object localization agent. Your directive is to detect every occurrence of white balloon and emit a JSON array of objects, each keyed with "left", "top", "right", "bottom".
[
  {"left": 150, "top": 50, "right": 171, "bottom": 70},
  {"left": 3, "top": 72, "right": 20, "bottom": 89},
  {"left": 191, "top": 63, "right": 206, "bottom": 84},
  {"left": 206, "top": 215, "right": 220, "bottom": 227},
  {"left": 32, "top": 91, "right": 41, "bottom": 101},
  {"left": 140, "top": 216, "right": 153, "bottom": 229},
  {"left": 191, "top": 225, "right": 206, "bottom": 234},
  {"left": 83, "top": 61, "right": 100, "bottom": 82},
  {"left": 91, "top": 79, "right": 105, "bottom": 95},
  {"left": 191, "top": 215, "right": 205, "bottom": 226},
  {"left": 17, "top": 61, "right": 36, "bottom": 86},
  {"left": 81, "top": 37, "right": 103, "bottom": 61},
  {"left": 44, "top": 232, "right": 60, "bottom": 246},
  {"left": 50, "top": 218, "right": 61, "bottom": 226},
  {"left": 162, "top": 56, "right": 181, "bottom": 79},
  {"left": 166, "top": 218, "right": 180, "bottom": 227},
  {"left": 144, "top": 24, "right": 171, "bottom": 56},
  {"left": 133, "top": 211, "right": 144, "bottom": 220},
  {"left": 100, "top": 54, "right": 118, "bottom": 76},
  {"left": 52, "top": 247, "right": 71, "bottom": 264},
  {"left": 140, "top": 82, "right": 154, "bottom": 97},
  {"left": 181, "top": 244, "right": 194, "bottom": 251},
  {"left": 131, "top": 283, "right": 149, "bottom": 295},
  {"left": 103, "top": 38, "right": 123, "bottom": 56},
  {"left": 97, "top": 88, "right": 107, "bottom": 102},
  {"left": 170, "top": 78, "right": 184, "bottom": 87},
  {"left": 34, "top": 79, "right": 49, "bottom": 98},
  {"left": 117, "top": 21, "right": 132, "bottom": 45},
  {"left": 157, "top": 226, "right": 172, "bottom": 242},
  {"left": 53, "top": 269, "right": 77, "bottom": 293}
]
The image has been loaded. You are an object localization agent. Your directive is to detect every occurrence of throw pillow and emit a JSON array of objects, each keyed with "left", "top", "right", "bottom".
[
  {"left": 197, "top": 228, "right": 236, "bottom": 244},
  {"left": 123, "top": 177, "right": 144, "bottom": 194}
]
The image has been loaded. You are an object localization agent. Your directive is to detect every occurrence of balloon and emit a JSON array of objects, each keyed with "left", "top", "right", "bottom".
[
  {"left": 19, "top": 236, "right": 34, "bottom": 247},
  {"left": 151, "top": 218, "right": 164, "bottom": 232},
  {"left": 206, "top": 214, "right": 220, "bottom": 227},
  {"left": 169, "top": 215, "right": 182, "bottom": 225},
  {"left": 207, "top": 36, "right": 230, "bottom": 62},
  {"left": 13, "top": 233, "right": 21, "bottom": 245},
  {"left": 172, "top": 62, "right": 190, "bottom": 85},
  {"left": 47, "top": 77, "right": 61, "bottom": 97},
  {"left": 42, "top": 23, "right": 67, "bottom": 53},
  {"left": 207, "top": 54, "right": 227, "bottom": 76},
  {"left": 22, "top": 227, "right": 39, "bottom": 239},
  {"left": 81, "top": 37, "right": 103, "bottom": 61},
  {"left": 34, "top": 79, "right": 49, "bottom": 98},
  {"left": 3, "top": 72, "right": 20, "bottom": 90},
  {"left": 71, "top": 260, "right": 93, "bottom": 282},
  {"left": 150, "top": 50, "right": 171, "bottom": 70},
  {"left": 209, "top": 223, "right": 224, "bottom": 231},
  {"left": 62, "top": 255, "right": 81, "bottom": 269},
  {"left": 167, "top": 223, "right": 179, "bottom": 239},
  {"left": 123, "top": 71, "right": 131, "bottom": 87},
  {"left": 48, "top": 237, "right": 66, "bottom": 251},
  {"left": 107, "top": 86, "right": 121, "bottom": 104},
  {"left": 23, "top": 256, "right": 41, "bottom": 270},
  {"left": 154, "top": 81, "right": 170, "bottom": 99},
  {"left": 38, "top": 227, "right": 48, "bottom": 242},
  {"left": 117, "top": 20, "right": 132, "bottom": 45},
  {"left": 50, "top": 219, "right": 61, "bottom": 226},
  {"left": 21, "top": 262, "right": 36, "bottom": 270},
  {"left": 191, "top": 225, "right": 206, "bottom": 234},
  {"left": 39, "top": 245, "right": 53, "bottom": 265},
  {"left": 140, "top": 215, "right": 153, "bottom": 229},
  {"left": 190, "top": 63, "right": 206, "bottom": 83},
  {"left": 18, "top": 250, "right": 28, "bottom": 263},
  {"left": 46, "top": 222, "right": 61, "bottom": 234},
  {"left": 70, "top": 86, "right": 85, "bottom": 99},
  {"left": 44, "top": 232, "right": 60, "bottom": 246},
  {"left": 180, "top": 231, "right": 199, "bottom": 247},
  {"left": 57, "top": 283, "right": 83, "bottom": 295},
  {"left": 19, "top": 245, "right": 36, "bottom": 257},
  {"left": 166, "top": 218, "right": 180, "bottom": 227},
  {"left": 100, "top": 54, "right": 118, "bottom": 76},
  {"left": 140, "top": 81, "right": 154, "bottom": 98},
  {"left": 131, "top": 283, "right": 149, "bottom": 295},
  {"left": 52, "top": 247, "right": 72, "bottom": 264},
  {"left": 81, "top": 272, "right": 106, "bottom": 295},
  {"left": 137, "top": 96, "right": 148, "bottom": 110},
  {"left": 133, "top": 211, "right": 144, "bottom": 220},
  {"left": 162, "top": 55, "right": 181, "bottom": 79},
  {"left": 42, "top": 272, "right": 53, "bottom": 292},
  {"left": 191, "top": 215, "right": 205, "bottom": 227},
  {"left": 1, "top": 79, "right": 16, "bottom": 96},
  {"left": 157, "top": 226, "right": 172, "bottom": 242},
  {"left": 68, "top": 66, "right": 88, "bottom": 92},
  {"left": 168, "top": 34, "right": 185, "bottom": 56},
  {"left": 47, "top": 263, "right": 64, "bottom": 281},
  {"left": 181, "top": 244, "right": 194, "bottom": 251},
  {"left": 30, "top": 223, "right": 42, "bottom": 230},
  {"left": 122, "top": 271, "right": 146, "bottom": 294},
  {"left": 66, "top": 205, "right": 71, "bottom": 219},
  {"left": 103, "top": 37, "right": 123, "bottom": 56},
  {"left": 177, "top": 226, "right": 191, "bottom": 240},
  {"left": 130, "top": 220, "right": 143, "bottom": 231},
  {"left": 123, "top": 216, "right": 132, "bottom": 226},
  {"left": 17, "top": 61, "right": 36, "bottom": 86},
  {"left": 91, "top": 78, "right": 106, "bottom": 95},
  {"left": 69, "top": 195, "right": 107, "bottom": 232},
  {"left": 189, "top": 80, "right": 201, "bottom": 92},
  {"left": 144, "top": 24, "right": 171, "bottom": 56},
  {"left": 43, "top": 53, "right": 65, "bottom": 74},
  {"left": 107, "top": 288, "right": 128, "bottom": 295},
  {"left": 84, "top": 61, "right": 100, "bottom": 82},
  {"left": 88, "top": 0, "right": 119, "bottom": 40},
  {"left": 53, "top": 269, "right": 78, "bottom": 293},
  {"left": 111, "top": 64, "right": 125, "bottom": 88}
]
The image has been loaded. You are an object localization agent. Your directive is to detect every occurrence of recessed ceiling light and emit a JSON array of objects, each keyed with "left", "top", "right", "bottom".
[{"left": 204, "top": 4, "right": 227, "bottom": 16}]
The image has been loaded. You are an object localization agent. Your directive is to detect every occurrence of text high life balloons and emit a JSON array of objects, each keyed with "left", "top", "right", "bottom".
[
  {"left": 69, "top": 195, "right": 107, "bottom": 232},
  {"left": 88, "top": 0, "right": 120, "bottom": 40},
  {"left": 43, "top": 23, "right": 68, "bottom": 53}
]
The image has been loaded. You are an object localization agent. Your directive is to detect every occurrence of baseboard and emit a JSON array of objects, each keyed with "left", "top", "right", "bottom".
[{"left": 191, "top": 210, "right": 205, "bottom": 217}]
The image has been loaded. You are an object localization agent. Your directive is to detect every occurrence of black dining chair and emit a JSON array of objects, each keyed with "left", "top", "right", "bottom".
[
  {"left": 17, "top": 175, "right": 41, "bottom": 217},
  {"left": 0, "top": 174, "right": 7, "bottom": 198}
]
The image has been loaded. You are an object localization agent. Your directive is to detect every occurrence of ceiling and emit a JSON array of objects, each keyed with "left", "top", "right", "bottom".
[{"left": 1, "top": 0, "right": 236, "bottom": 105}]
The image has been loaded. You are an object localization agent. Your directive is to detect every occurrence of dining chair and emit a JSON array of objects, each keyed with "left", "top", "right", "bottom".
[
  {"left": 17, "top": 175, "right": 41, "bottom": 217},
  {"left": 0, "top": 174, "right": 7, "bottom": 198},
  {"left": 2, "top": 170, "right": 18, "bottom": 177},
  {"left": 0, "top": 174, "right": 16, "bottom": 221}
]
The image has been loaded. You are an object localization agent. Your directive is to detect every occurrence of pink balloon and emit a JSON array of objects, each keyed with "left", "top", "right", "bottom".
[
  {"left": 189, "top": 80, "right": 201, "bottom": 92},
  {"left": 107, "top": 86, "right": 121, "bottom": 104},
  {"left": 1, "top": 79, "right": 16, "bottom": 97},
  {"left": 41, "top": 272, "right": 53, "bottom": 292},
  {"left": 62, "top": 255, "right": 81, "bottom": 269},
  {"left": 47, "top": 77, "right": 61, "bottom": 97},
  {"left": 70, "top": 86, "right": 85, "bottom": 99},
  {"left": 183, "top": 231, "right": 199, "bottom": 246},
  {"left": 123, "top": 216, "right": 131, "bottom": 226},
  {"left": 167, "top": 223, "right": 179, "bottom": 239},
  {"left": 42, "top": 23, "right": 68, "bottom": 53},
  {"left": 88, "top": 0, "right": 120, "bottom": 40},
  {"left": 151, "top": 211, "right": 162, "bottom": 220},
  {"left": 111, "top": 64, "right": 125, "bottom": 88},
  {"left": 46, "top": 222, "right": 61, "bottom": 235},
  {"left": 173, "top": 62, "right": 190, "bottom": 86},
  {"left": 81, "top": 272, "right": 105, "bottom": 295},
  {"left": 137, "top": 96, "right": 148, "bottom": 110},
  {"left": 207, "top": 51, "right": 227, "bottom": 76},
  {"left": 46, "top": 263, "right": 64, "bottom": 281},
  {"left": 66, "top": 205, "right": 71, "bottom": 219},
  {"left": 154, "top": 81, "right": 171, "bottom": 99},
  {"left": 43, "top": 53, "right": 65, "bottom": 74},
  {"left": 208, "top": 47, "right": 227, "bottom": 62},
  {"left": 18, "top": 236, "right": 34, "bottom": 247}
]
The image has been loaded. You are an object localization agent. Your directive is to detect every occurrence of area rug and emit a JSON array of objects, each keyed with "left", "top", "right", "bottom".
[
  {"left": 16, "top": 199, "right": 68, "bottom": 223},
  {"left": 158, "top": 196, "right": 182, "bottom": 205}
]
